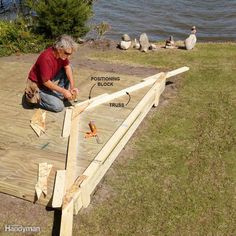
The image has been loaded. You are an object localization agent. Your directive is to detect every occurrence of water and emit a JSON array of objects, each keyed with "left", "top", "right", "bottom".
[
  {"left": 0, "top": 0, "right": 23, "bottom": 20},
  {"left": 90, "top": 0, "right": 236, "bottom": 42},
  {"left": 1, "top": 0, "right": 235, "bottom": 41},
  {"left": 0, "top": 1, "right": 21, "bottom": 13}
]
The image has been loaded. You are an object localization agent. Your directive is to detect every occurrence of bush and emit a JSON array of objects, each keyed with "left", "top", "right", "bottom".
[
  {"left": 25, "top": 0, "right": 94, "bottom": 39},
  {"left": 0, "top": 20, "right": 49, "bottom": 56},
  {"left": 94, "top": 21, "right": 111, "bottom": 39}
]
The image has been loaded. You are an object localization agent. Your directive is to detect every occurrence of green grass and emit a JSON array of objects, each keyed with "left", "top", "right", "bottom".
[{"left": 75, "top": 43, "right": 236, "bottom": 236}]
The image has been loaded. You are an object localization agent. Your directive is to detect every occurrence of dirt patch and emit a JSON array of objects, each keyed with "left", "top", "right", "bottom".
[
  {"left": 0, "top": 39, "right": 160, "bottom": 78},
  {"left": 75, "top": 39, "right": 161, "bottom": 76},
  {"left": 79, "top": 39, "right": 118, "bottom": 51},
  {"left": 74, "top": 58, "right": 160, "bottom": 77},
  {"left": 0, "top": 192, "right": 55, "bottom": 235}
]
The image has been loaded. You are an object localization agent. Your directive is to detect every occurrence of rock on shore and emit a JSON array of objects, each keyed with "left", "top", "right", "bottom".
[
  {"left": 139, "top": 33, "right": 150, "bottom": 52},
  {"left": 119, "top": 34, "right": 132, "bottom": 50},
  {"left": 185, "top": 26, "right": 197, "bottom": 50}
]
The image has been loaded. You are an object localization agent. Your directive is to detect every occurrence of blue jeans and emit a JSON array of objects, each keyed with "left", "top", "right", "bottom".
[{"left": 39, "top": 68, "right": 70, "bottom": 112}]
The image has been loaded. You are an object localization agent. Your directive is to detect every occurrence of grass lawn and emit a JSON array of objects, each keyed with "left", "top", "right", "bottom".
[{"left": 75, "top": 43, "right": 236, "bottom": 236}]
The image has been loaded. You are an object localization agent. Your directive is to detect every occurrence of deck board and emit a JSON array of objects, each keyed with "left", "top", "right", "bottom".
[
  {"left": 0, "top": 147, "right": 65, "bottom": 205},
  {"left": 0, "top": 53, "right": 154, "bottom": 206},
  {"left": 74, "top": 86, "right": 151, "bottom": 179}
]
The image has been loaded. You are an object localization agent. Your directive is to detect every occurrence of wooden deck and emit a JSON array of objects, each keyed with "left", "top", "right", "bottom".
[
  {"left": 0, "top": 54, "right": 189, "bottom": 236},
  {"left": 74, "top": 86, "right": 150, "bottom": 177},
  {"left": 0, "top": 59, "right": 67, "bottom": 205},
  {"left": 0, "top": 54, "right": 152, "bottom": 206}
]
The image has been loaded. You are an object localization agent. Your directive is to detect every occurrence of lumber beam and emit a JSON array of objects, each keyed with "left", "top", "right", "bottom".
[
  {"left": 80, "top": 72, "right": 164, "bottom": 111},
  {"left": 62, "top": 108, "right": 73, "bottom": 138},
  {"left": 59, "top": 66, "right": 189, "bottom": 233},
  {"left": 87, "top": 95, "right": 154, "bottom": 198},
  {"left": 59, "top": 176, "right": 86, "bottom": 235},
  {"left": 64, "top": 114, "right": 80, "bottom": 191},
  {"left": 89, "top": 76, "right": 166, "bottom": 165},
  {"left": 62, "top": 93, "right": 109, "bottom": 138},
  {"left": 59, "top": 94, "right": 110, "bottom": 235},
  {"left": 166, "top": 66, "right": 189, "bottom": 78},
  {"left": 154, "top": 73, "right": 167, "bottom": 107},
  {"left": 74, "top": 93, "right": 109, "bottom": 108},
  {"left": 80, "top": 75, "right": 167, "bottom": 207},
  {"left": 72, "top": 67, "right": 189, "bottom": 116},
  {"left": 62, "top": 175, "right": 87, "bottom": 209},
  {"left": 60, "top": 199, "right": 74, "bottom": 236},
  {"left": 72, "top": 189, "right": 83, "bottom": 215},
  {"left": 142, "top": 66, "right": 189, "bottom": 81}
]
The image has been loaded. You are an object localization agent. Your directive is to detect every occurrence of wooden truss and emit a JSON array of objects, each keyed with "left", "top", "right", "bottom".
[{"left": 55, "top": 66, "right": 189, "bottom": 235}]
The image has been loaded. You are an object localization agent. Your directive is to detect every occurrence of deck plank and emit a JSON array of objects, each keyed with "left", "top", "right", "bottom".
[
  {"left": 0, "top": 147, "right": 65, "bottom": 205},
  {"left": 0, "top": 53, "right": 152, "bottom": 206},
  {"left": 74, "top": 86, "right": 152, "bottom": 177}
]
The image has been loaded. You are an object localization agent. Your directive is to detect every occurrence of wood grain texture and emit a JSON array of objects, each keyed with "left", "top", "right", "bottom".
[
  {"left": 52, "top": 170, "right": 66, "bottom": 208},
  {"left": 0, "top": 55, "right": 186, "bottom": 211},
  {"left": 0, "top": 147, "right": 65, "bottom": 205},
  {"left": 60, "top": 199, "right": 74, "bottom": 236},
  {"left": 62, "top": 108, "right": 73, "bottom": 138},
  {"left": 80, "top": 77, "right": 167, "bottom": 207},
  {"left": 0, "top": 61, "right": 68, "bottom": 205}
]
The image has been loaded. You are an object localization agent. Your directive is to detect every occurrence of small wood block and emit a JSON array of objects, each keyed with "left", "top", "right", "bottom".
[
  {"left": 73, "top": 192, "right": 83, "bottom": 215},
  {"left": 30, "top": 123, "right": 42, "bottom": 137},
  {"left": 63, "top": 175, "right": 87, "bottom": 209},
  {"left": 35, "top": 162, "right": 52, "bottom": 200},
  {"left": 30, "top": 109, "right": 46, "bottom": 137},
  {"left": 81, "top": 182, "right": 91, "bottom": 208},
  {"left": 52, "top": 170, "right": 66, "bottom": 208}
]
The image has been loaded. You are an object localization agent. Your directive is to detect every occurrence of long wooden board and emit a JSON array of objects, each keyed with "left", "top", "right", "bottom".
[
  {"left": 59, "top": 67, "right": 189, "bottom": 236},
  {"left": 80, "top": 74, "right": 166, "bottom": 207},
  {"left": 80, "top": 67, "right": 189, "bottom": 111}
]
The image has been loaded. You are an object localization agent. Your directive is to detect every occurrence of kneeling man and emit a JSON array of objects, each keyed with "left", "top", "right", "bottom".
[{"left": 25, "top": 34, "right": 78, "bottom": 112}]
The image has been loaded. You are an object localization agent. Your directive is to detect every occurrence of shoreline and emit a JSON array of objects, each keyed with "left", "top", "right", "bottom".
[{"left": 1, "top": 40, "right": 235, "bottom": 59}]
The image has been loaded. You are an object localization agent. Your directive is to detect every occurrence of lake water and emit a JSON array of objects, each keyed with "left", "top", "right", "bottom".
[
  {"left": 1, "top": 0, "right": 236, "bottom": 42},
  {"left": 90, "top": 0, "right": 236, "bottom": 42}
]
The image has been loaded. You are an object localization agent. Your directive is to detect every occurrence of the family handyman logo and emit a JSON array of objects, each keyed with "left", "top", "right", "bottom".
[{"left": 4, "top": 224, "right": 40, "bottom": 233}]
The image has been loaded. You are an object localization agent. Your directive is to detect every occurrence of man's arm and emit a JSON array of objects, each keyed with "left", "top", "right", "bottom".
[
  {"left": 64, "top": 65, "right": 74, "bottom": 89},
  {"left": 43, "top": 80, "right": 72, "bottom": 99},
  {"left": 64, "top": 65, "right": 79, "bottom": 95}
]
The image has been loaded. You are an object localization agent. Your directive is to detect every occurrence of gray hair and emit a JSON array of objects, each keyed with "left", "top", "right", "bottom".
[{"left": 54, "top": 35, "right": 78, "bottom": 52}]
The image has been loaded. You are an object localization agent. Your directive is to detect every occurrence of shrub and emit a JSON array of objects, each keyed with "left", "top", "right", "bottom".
[
  {"left": 0, "top": 20, "right": 49, "bottom": 56},
  {"left": 25, "top": 0, "right": 94, "bottom": 39},
  {"left": 94, "top": 21, "right": 111, "bottom": 39}
]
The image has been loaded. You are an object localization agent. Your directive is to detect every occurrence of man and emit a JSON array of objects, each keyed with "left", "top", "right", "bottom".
[{"left": 25, "top": 35, "right": 79, "bottom": 112}]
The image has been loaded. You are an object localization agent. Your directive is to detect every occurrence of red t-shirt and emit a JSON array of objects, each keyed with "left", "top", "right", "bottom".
[{"left": 28, "top": 47, "right": 69, "bottom": 86}]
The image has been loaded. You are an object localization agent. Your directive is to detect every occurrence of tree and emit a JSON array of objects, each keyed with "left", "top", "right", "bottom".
[{"left": 25, "top": 0, "right": 94, "bottom": 39}]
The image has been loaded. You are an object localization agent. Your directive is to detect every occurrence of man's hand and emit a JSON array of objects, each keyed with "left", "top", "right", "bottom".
[
  {"left": 70, "top": 88, "right": 79, "bottom": 100},
  {"left": 70, "top": 88, "right": 79, "bottom": 95},
  {"left": 43, "top": 80, "right": 72, "bottom": 100},
  {"left": 62, "top": 89, "right": 73, "bottom": 100}
]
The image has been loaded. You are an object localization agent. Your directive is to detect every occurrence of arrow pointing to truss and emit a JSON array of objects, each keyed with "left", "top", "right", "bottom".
[
  {"left": 125, "top": 92, "right": 131, "bottom": 106},
  {"left": 88, "top": 83, "right": 96, "bottom": 99}
]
